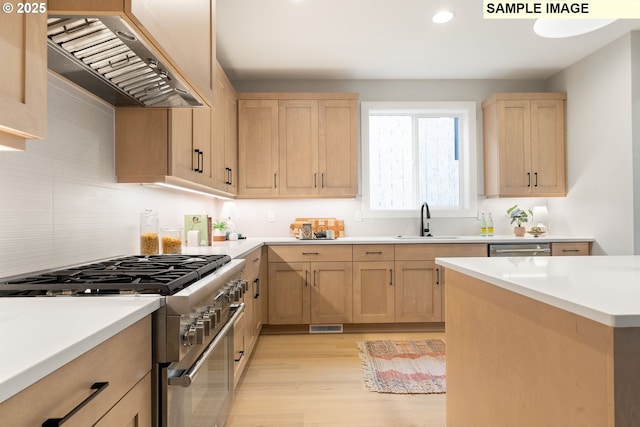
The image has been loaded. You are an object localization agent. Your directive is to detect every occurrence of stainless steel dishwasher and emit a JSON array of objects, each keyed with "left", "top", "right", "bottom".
[{"left": 488, "top": 242, "right": 551, "bottom": 257}]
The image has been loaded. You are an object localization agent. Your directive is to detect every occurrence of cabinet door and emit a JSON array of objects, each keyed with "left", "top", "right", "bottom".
[
  {"left": 224, "top": 86, "right": 238, "bottom": 194},
  {"left": 497, "top": 100, "right": 532, "bottom": 196},
  {"left": 211, "top": 74, "right": 230, "bottom": 190},
  {"left": 0, "top": 11, "right": 47, "bottom": 150},
  {"left": 268, "top": 262, "right": 310, "bottom": 324},
  {"left": 279, "top": 99, "right": 319, "bottom": 196},
  {"left": 395, "top": 261, "right": 442, "bottom": 322},
  {"left": 94, "top": 373, "right": 151, "bottom": 427},
  {"left": 192, "top": 107, "right": 214, "bottom": 186},
  {"left": 318, "top": 100, "right": 358, "bottom": 196},
  {"left": 129, "top": 0, "right": 216, "bottom": 106},
  {"left": 353, "top": 261, "right": 395, "bottom": 323},
  {"left": 530, "top": 99, "right": 566, "bottom": 195},
  {"left": 310, "top": 261, "right": 353, "bottom": 324},
  {"left": 238, "top": 100, "right": 279, "bottom": 196},
  {"left": 168, "top": 109, "right": 198, "bottom": 181}
]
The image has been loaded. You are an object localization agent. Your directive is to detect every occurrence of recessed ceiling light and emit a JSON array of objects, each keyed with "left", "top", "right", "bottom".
[
  {"left": 432, "top": 10, "right": 454, "bottom": 24},
  {"left": 533, "top": 19, "right": 616, "bottom": 38}
]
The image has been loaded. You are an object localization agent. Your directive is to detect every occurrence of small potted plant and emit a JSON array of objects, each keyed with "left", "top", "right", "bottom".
[
  {"left": 212, "top": 219, "right": 228, "bottom": 242},
  {"left": 506, "top": 205, "right": 532, "bottom": 237}
]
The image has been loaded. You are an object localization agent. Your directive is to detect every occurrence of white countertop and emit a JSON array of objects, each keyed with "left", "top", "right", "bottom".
[
  {"left": 182, "top": 235, "right": 593, "bottom": 258},
  {"left": 436, "top": 255, "right": 640, "bottom": 327},
  {"left": 0, "top": 296, "right": 162, "bottom": 404}
]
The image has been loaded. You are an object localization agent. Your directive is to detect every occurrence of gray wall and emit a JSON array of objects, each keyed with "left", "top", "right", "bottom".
[{"left": 547, "top": 33, "right": 635, "bottom": 255}]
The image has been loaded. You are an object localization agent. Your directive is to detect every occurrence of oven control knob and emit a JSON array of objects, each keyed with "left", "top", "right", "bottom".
[
  {"left": 194, "top": 320, "right": 205, "bottom": 344},
  {"left": 183, "top": 325, "right": 197, "bottom": 347},
  {"left": 201, "top": 312, "right": 212, "bottom": 336},
  {"left": 212, "top": 307, "right": 221, "bottom": 325}
]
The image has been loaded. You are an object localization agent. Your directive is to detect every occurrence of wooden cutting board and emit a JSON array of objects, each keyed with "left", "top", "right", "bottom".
[{"left": 290, "top": 218, "right": 345, "bottom": 238}]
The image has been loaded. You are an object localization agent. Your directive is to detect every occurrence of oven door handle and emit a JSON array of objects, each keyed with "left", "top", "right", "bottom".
[{"left": 168, "top": 303, "right": 244, "bottom": 387}]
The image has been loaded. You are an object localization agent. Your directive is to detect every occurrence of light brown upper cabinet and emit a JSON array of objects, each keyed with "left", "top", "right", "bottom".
[
  {"left": 211, "top": 63, "right": 238, "bottom": 194},
  {"left": 48, "top": 0, "right": 216, "bottom": 107},
  {"left": 483, "top": 93, "right": 566, "bottom": 197},
  {"left": 238, "top": 99, "right": 280, "bottom": 196},
  {"left": 115, "top": 107, "right": 238, "bottom": 197},
  {"left": 238, "top": 93, "right": 358, "bottom": 198},
  {"left": 0, "top": 12, "right": 47, "bottom": 150}
]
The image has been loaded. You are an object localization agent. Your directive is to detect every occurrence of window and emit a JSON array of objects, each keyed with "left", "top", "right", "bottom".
[{"left": 361, "top": 102, "right": 477, "bottom": 218}]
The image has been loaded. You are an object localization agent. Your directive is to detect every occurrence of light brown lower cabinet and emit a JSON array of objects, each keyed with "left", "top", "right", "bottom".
[
  {"left": 394, "top": 260, "right": 442, "bottom": 322},
  {"left": 267, "top": 242, "right": 590, "bottom": 327},
  {"left": 268, "top": 245, "right": 353, "bottom": 325},
  {"left": 550, "top": 241, "right": 592, "bottom": 256},
  {"left": 234, "top": 246, "right": 264, "bottom": 386},
  {"left": 267, "top": 261, "right": 353, "bottom": 324},
  {"left": 0, "top": 316, "right": 152, "bottom": 427}
]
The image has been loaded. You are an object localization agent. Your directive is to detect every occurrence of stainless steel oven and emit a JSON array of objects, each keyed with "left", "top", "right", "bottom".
[
  {"left": 0, "top": 254, "right": 248, "bottom": 427},
  {"left": 165, "top": 303, "right": 243, "bottom": 427}
]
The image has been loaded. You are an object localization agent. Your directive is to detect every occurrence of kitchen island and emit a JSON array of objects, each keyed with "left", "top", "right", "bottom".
[{"left": 436, "top": 255, "right": 640, "bottom": 427}]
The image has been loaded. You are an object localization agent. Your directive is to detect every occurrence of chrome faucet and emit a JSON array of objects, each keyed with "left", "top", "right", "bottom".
[{"left": 420, "top": 202, "right": 432, "bottom": 237}]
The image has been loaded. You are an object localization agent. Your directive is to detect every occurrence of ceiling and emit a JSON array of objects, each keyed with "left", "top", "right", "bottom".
[{"left": 216, "top": 0, "right": 640, "bottom": 81}]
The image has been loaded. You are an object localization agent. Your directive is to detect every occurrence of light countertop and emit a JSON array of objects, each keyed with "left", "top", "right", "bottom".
[
  {"left": 0, "top": 296, "right": 162, "bottom": 404},
  {"left": 436, "top": 255, "right": 640, "bottom": 327},
  {"left": 183, "top": 234, "right": 593, "bottom": 258}
]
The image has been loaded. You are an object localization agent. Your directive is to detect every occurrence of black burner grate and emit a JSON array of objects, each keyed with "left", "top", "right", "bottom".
[{"left": 0, "top": 254, "right": 231, "bottom": 296}]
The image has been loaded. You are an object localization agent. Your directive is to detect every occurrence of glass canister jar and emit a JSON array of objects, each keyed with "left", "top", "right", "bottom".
[
  {"left": 140, "top": 209, "right": 159, "bottom": 255},
  {"left": 161, "top": 227, "right": 183, "bottom": 254}
]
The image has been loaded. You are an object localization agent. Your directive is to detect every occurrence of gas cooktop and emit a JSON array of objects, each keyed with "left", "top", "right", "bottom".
[{"left": 0, "top": 254, "right": 231, "bottom": 297}]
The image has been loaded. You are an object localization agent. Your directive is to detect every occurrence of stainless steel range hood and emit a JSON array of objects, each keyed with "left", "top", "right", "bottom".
[{"left": 47, "top": 15, "right": 204, "bottom": 108}]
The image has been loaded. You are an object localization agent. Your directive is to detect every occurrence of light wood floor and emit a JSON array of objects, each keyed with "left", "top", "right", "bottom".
[{"left": 226, "top": 331, "right": 446, "bottom": 427}]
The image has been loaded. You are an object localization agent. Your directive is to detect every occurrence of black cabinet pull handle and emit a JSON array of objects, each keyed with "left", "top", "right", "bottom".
[
  {"left": 225, "top": 167, "right": 233, "bottom": 185},
  {"left": 193, "top": 149, "right": 203, "bottom": 173},
  {"left": 389, "top": 269, "right": 393, "bottom": 286},
  {"left": 42, "top": 382, "right": 109, "bottom": 426},
  {"left": 527, "top": 172, "right": 531, "bottom": 187},
  {"left": 235, "top": 350, "right": 245, "bottom": 362},
  {"left": 254, "top": 278, "right": 260, "bottom": 298},
  {"left": 534, "top": 172, "right": 538, "bottom": 187}
]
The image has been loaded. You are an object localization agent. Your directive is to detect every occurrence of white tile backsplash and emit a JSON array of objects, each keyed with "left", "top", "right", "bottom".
[{"left": 0, "top": 74, "right": 218, "bottom": 279}]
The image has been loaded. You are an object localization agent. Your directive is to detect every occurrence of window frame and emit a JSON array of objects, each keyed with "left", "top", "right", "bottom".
[{"left": 360, "top": 101, "right": 478, "bottom": 219}]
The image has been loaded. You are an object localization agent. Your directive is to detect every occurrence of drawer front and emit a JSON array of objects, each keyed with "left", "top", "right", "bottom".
[
  {"left": 395, "top": 244, "right": 488, "bottom": 260},
  {"left": 353, "top": 245, "right": 395, "bottom": 261},
  {"left": 551, "top": 242, "right": 591, "bottom": 256},
  {"left": 268, "top": 245, "right": 353, "bottom": 262},
  {"left": 0, "top": 316, "right": 151, "bottom": 427},
  {"left": 242, "top": 247, "right": 263, "bottom": 278}
]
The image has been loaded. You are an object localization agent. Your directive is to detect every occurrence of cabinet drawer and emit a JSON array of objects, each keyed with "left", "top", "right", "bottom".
[
  {"left": 0, "top": 317, "right": 151, "bottom": 427},
  {"left": 353, "top": 245, "right": 395, "bottom": 261},
  {"left": 395, "top": 244, "right": 488, "bottom": 260},
  {"left": 242, "top": 247, "right": 263, "bottom": 277},
  {"left": 551, "top": 242, "right": 591, "bottom": 256},
  {"left": 268, "top": 245, "right": 353, "bottom": 262}
]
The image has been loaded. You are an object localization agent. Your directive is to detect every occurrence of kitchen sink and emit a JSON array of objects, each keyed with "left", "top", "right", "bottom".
[{"left": 394, "top": 235, "right": 460, "bottom": 240}]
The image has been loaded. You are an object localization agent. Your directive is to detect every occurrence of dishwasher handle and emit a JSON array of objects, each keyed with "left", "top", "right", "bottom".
[{"left": 489, "top": 244, "right": 551, "bottom": 257}]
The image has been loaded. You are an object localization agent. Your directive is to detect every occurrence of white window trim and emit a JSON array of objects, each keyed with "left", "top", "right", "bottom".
[{"left": 360, "top": 101, "right": 478, "bottom": 219}]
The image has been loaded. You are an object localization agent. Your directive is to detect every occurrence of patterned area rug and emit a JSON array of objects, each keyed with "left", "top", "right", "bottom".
[{"left": 356, "top": 339, "right": 446, "bottom": 394}]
